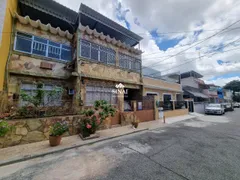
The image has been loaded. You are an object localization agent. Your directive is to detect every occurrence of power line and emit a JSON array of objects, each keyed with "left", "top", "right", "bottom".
[
  {"left": 136, "top": 27, "right": 240, "bottom": 35},
  {"left": 142, "top": 19, "right": 240, "bottom": 71},
  {"left": 160, "top": 47, "right": 240, "bottom": 74},
  {"left": 142, "top": 38, "right": 240, "bottom": 64},
  {"left": 155, "top": 37, "right": 240, "bottom": 76},
  {"left": 150, "top": 39, "right": 240, "bottom": 79},
  {"left": 142, "top": 26, "right": 240, "bottom": 60}
]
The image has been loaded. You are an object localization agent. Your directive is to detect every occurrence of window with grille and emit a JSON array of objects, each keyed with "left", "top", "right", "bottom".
[
  {"left": 20, "top": 83, "right": 63, "bottom": 107},
  {"left": 85, "top": 85, "right": 117, "bottom": 106},
  {"left": 119, "top": 53, "right": 141, "bottom": 72},
  {"left": 14, "top": 32, "right": 72, "bottom": 61},
  {"left": 80, "top": 39, "right": 116, "bottom": 65}
]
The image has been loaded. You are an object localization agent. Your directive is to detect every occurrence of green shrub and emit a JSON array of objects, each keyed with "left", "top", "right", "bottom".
[
  {"left": 49, "top": 121, "right": 69, "bottom": 136},
  {"left": 0, "top": 120, "right": 10, "bottom": 137}
]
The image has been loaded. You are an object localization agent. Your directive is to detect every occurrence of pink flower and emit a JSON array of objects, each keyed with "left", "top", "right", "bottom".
[
  {"left": 86, "top": 123, "right": 92, "bottom": 129},
  {"left": 96, "top": 119, "right": 101, "bottom": 125}
]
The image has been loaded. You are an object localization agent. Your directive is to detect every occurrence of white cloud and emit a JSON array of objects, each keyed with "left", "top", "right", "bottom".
[
  {"left": 55, "top": 0, "right": 240, "bottom": 86},
  {"left": 206, "top": 76, "right": 240, "bottom": 86}
]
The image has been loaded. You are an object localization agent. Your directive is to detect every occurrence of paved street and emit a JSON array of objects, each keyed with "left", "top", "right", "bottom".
[{"left": 1, "top": 109, "right": 240, "bottom": 180}]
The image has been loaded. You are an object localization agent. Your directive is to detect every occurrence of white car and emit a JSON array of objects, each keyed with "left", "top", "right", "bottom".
[
  {"left": 233, "top": 102, "right": 240, "bottom": 108},
  {"left": 205, "top": 104, "right": 225, "bottom": 115}
]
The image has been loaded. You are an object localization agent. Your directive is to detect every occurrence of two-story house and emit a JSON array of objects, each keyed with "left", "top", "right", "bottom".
[
  {"left": 7, "top": 0, "right": 78, "bottom": 115},
  {"left": 76, "top": 4, "right": 143, "bottom": 116},
  {"left": 181, "top": 71, "right": 209, "bottom": 102}
]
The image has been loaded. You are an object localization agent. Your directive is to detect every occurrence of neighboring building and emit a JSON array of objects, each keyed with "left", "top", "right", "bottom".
[
  {"left": 0, "top": 0, "right": 17, "bottom": 91},
  {"left": 223, "top": 89, "right": 233, "bottom": 102},
  {"left": 143, "top": 68, "right": 188, "bottom": 117},
  {"left": 181, "top": 71, "right": 208, "bottom": 102}
]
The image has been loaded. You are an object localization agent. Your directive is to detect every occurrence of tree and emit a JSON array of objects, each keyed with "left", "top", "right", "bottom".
[
  {"left": 224, "top": 80, "right": 240, "bottom": 102},
  {"left": 224, "top": 80, "right": 240, "bottom": 92}
]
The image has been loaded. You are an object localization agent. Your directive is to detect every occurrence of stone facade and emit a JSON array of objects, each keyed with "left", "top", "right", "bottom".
[
  {"left": 9, "top": 54, "right": 71, "bottom": 79},
  {"left": 0, "top": 115, "right": 82, "bottom": 148},
  {"left": 80, "top": 61, "right": 141, "bottom": 85},
  {"left": 8, "top": 75, "right": 74, "bottom": 114},
  {"left": 77, "top": 31, "right": 142, "bottom": 86}
]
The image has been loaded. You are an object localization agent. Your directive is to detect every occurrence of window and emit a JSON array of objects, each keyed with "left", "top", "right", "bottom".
[
  {"left": 80, "top": 39, "right": 116, "bottom": 65},
  {"left": 14, "top": 32, "right": 72, "bottom": 61},
  {"left": 163, "top": 94, "right": 172, "bottom": 102},
  {"left": 15, "top": 32, "right": 32, "bottom": 53},
  {"left": 85, "top": 85, "right": 117, "bottom": 106},
  {"left": 119, "top": 53, "right": 141, "bottom": 72},
  {"left": 20, "top": 83, "right": 62, "bottom": 107}
]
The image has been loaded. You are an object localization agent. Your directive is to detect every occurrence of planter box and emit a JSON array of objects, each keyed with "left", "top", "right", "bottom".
[{"left": 79, "top": 133, "right": 100, "bottom": 140}]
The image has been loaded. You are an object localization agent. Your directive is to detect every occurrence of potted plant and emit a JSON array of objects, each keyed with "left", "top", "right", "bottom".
[
  {"left": 79, "top": 100, "right": 116, "bottom": 139},
  {"left": 0, "top": 120, "right": 10, "bottom": 137},
  {"left": 49, "top": 121, "right": 68, "bottom": 146},
  {"left": 131, "top": 118, "right": 140, "bottom": 129}
]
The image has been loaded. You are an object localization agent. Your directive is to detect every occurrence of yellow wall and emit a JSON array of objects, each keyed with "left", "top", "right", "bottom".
[
  {"left": 143, "top": 76, "right": 182, "bottom": 92},
  {"left": 0, "top": 0, "right": 17, "bottom": 91}
]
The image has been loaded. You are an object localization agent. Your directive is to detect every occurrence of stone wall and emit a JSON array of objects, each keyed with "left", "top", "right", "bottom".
[
  {"left": 0, "top": 115, "right": 82, "bottom": 148},
  {"left": 80, "top": 62, "right": 141, "bottom": 85},
  {"left": 9, "top": 54, "right": 72, "bottom": 79}
]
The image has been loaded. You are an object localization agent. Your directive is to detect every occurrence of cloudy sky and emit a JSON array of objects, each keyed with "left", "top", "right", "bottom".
[{"left": 56, "top": 0, "right": 240, "bottom": 86}]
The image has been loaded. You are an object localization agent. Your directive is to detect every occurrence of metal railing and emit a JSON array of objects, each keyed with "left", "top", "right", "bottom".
[{"left": 174, "top": 101, "right": 187, "bottom": 109}]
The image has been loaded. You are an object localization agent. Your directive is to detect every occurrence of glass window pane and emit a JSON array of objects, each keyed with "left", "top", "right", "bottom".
[
  {"left": 107, "top": 54, "right": 115, "bottom": 65},
  {"left": 48, "top": 46, "right": 60, "bottom": 59},
  {"left": 34, "top": 36, "right": 47, "bottom": 43},
  {"left": 61, "top": 49, "right": 71, "bottom": 61},
  {"left": 62, "top": 44, "right": 71, "bottom": 50},
  {"left": 32, "top": 41, "right": 47, "bottom": 56},
  {"left": 81, "top": 44, "right": 90, "bottom": 58},
  {"left": 49, "top": 41, "right": 60, "bottom": 47},
  {"left": 100, "top": 51, "right": 107, "bottom": 63},
  {"left": 15, "top": 35, "right": 32, "bottom": 53},
  {"left": 91, "top": 47, "right": 98, "bottom": 61}
]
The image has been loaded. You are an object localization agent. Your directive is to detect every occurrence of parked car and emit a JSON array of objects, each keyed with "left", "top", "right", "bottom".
[
  {"left": 205, "top": 104, "right": 225, "bottom": 115},
  {"left": 222, "top": 103, "right": 234, "bottom": 112},
  {"left": 233, "top": 102, "right": 240, "bottom": 108}
]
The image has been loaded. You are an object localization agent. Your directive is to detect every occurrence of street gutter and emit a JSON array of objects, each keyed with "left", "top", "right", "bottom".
[{"left": 0, "top": 128, "right": 148, "bottom": 167}]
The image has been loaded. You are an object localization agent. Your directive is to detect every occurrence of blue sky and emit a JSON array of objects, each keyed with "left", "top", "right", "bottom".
[
  {"left": 209, "top": 72, "right": 240, "bottom": 81},
  {"left": 57, "top": 0, "right": 240, "bottom": 86}
]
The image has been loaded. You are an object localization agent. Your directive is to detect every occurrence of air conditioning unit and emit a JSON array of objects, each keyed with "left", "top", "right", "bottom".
[{"left": 68, "top": 89, "right": 74, "bottom": 95}]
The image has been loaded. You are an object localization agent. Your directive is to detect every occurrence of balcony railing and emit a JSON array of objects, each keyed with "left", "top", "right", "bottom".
[
  {"left": 14, "top": 32, "right": 72, "bottom": 61},
  {"left": 174, "top": 101, "right": 187, "bottom": 109}
]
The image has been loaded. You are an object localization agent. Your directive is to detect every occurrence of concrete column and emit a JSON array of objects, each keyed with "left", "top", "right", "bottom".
[
  {"left": 154, "top": 96, "right": 159, "bottom": 120},
  {"left": 172, "top": 100, "right": 176, "bottom": 110},
  {"left": 117, "top": 93, "right": 124, "bottom": 112},
  {"left": 131, "top": 100, "right": 137, "bottom": 112}
]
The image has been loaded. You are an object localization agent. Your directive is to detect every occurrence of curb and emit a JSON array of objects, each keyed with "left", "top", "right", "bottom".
[{"left": 0, "top": 128, "right": 148, "bottom": 167}]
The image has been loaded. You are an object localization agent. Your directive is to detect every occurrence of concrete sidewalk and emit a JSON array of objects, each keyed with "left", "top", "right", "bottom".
[{"left": 0, "top": 114, "right": 195, "bottom": 166}]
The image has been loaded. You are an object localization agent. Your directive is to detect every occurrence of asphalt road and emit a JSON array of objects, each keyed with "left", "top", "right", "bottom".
[{"left": 1, "top": 109, "right": 240, "bottom": 180}]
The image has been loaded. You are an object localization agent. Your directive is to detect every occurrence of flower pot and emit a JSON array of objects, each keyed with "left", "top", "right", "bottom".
[
  {"left": 132, "top": 122, "right": 138, "bottom": 128},
  {"left": 81, "top": 130, "right": 90, "bottom": 138},
  {"left": 134, "top": 123, "right": 138, "bottom": 128},
  {"left": 49, "top": 135, "right": 62, "bottom": 146}
]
